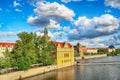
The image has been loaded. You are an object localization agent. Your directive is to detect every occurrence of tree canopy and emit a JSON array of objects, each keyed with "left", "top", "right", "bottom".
[{"left": 1, "top": 32, "right": 55, "bottom": 70}]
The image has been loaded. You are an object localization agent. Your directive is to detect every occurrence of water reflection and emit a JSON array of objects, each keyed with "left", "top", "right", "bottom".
[
  {"left": 24, "top": 56, "right": 120, "bottom": 80},
  {"left": 24, "top": 66, "right": 75, "bottom": 80}
]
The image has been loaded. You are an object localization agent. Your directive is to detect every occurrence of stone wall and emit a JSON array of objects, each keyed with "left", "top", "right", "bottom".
[
  {"left": 75, "top": 54, "right": 107, "bottom": 60},
  {"left": 0, "top": 63, "right": 75, "bottom": 80},
  {"left": 84, "top": 54, "right": 107, "bottom": 59}
]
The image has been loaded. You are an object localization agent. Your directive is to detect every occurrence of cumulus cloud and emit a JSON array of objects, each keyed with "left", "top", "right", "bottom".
[
  {"left": 34, "top": 2, "right": 75, "bottom": 21},
  {"left": 27, "top": 16, "right": 50, "bottom": 27},
  {"left": 35, "top": 30, "right": 65, "bottom": 41},
  {"left": 68, "top": 14, "right": 120, "bottom": 40},
  {"left": 105, "top": 0, "right": 120, "bottom": 9},
  {"left": 15, "top": 8, "right": 22, "bottom": 12},
  {"left": 61, "top": 0, "right": 71, "bottom": 3},
  {"left": 46, "top": 20, "right": 61, "bottom": 30},
  {"left": 28, "top": 1, "right": 75, "bottom": 30},
  {"left": 63, "top": 26, "right": 70, "bottom": 31},
  {"left": 86, "top": 0, "right": 97, "bottom": 1},
  {"left": 51, "top": 32, "right": 65, "bottom": 41},
  {"left": 27, "top": 16, "right": 61, "bottom": 30},
  {"left": 13, "top": 1, "right": 21, "bottom": 7},
  {"left": 61, "top": 0, "right": 82, "bottom": 3},
  {"left": 28, "top": 0, "right": 44, "bottom": 5},
  {"left": 0, "top": 32, "right": 16, "bottom": 37}
]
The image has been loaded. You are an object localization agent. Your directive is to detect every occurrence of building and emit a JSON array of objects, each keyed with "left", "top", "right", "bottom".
[
  {"left": 44, "top": 27, "right": 51, "bottom": 41},
  {"left": 0, "top": 42, "right": 15, "bottom": 57},
  {"left": 53, "top": 42, "right": 74, "bottom": 65},
  {"left": 74, "top": 43, "right": 87, "bottom": 57},
  {"left": 100, "top": 48, "right": 115, "bottom": 53},
  {"left": 86, "top": 48, "right": 98, "bottom": 54}
]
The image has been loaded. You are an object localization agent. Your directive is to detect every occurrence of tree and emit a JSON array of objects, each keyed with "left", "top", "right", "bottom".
[
  {"left": 11, "top": 32, "right": 37, "bottom": 70},
  {"left": 36, "top": 36, "right": 55, "bottom": 65},
  {"left": 108, "top": 45, "right": 115, "bottom": 49}
]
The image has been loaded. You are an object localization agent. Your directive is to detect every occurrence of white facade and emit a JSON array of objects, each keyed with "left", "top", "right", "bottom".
[{"left": 0, "top": 42, "right": 15, "bottom": 57}]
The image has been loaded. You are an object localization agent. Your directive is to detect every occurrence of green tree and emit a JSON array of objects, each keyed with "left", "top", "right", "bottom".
[
  {"left": 11, "top": 32, "right": 37, "bottom": 70},
  {"left": 39, "top": 36, "right": 55, "bottom": 65},
  {"left": 33, "top": 33, "right": 55, "bottom": 65},
  {"left": 108, "top": 45, "right": 115, "bottom": 49}
]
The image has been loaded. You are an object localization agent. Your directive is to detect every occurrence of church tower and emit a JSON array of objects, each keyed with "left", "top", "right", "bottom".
[
  {"left": 44, "top": 27, "right": 48, "bottom": 37},
  {"left": 44, "top": 27, "right": 51, "bottom": 41}
]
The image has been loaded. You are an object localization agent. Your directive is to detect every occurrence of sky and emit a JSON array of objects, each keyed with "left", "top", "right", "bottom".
[{"left": 0, "top": 0, "right": 120, "bottom": 48}]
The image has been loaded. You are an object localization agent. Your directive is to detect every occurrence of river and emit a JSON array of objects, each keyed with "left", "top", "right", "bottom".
[{"left": 24, "top": 56, "right": 120, "bottom": 80}]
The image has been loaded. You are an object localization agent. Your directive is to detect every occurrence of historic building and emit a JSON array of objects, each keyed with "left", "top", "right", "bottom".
[
  {"left": 100, "top": 48, "right": 115, "bottom": 53},
  {"left": 53, "top": 42, "right": 74, "bottom": 65},
  {"left": 74, "top": 43, "right": 87, "bottom": 57},
  {"left": 74, "top": 43, "right": 98, "bottom": 57},
  {"left": 0, "top": 42, "right": 15, "bottom": 57},
  {"left": 44, "top": 27, "right": 51, "bottom": 41},
  {"left": 86, "top": 48, "right": 98, "bottom": 54}
]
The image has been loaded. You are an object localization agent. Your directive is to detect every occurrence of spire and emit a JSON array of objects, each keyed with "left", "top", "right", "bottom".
[{"left": 44, "top": 27, "right": 48, "bottom": 36}]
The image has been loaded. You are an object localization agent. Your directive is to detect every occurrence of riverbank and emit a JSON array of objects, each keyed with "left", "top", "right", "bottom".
[
  {"left": 75, "top": 54, "right": 107, "bottom": 60},
  {"left": 0, "top": 63, "right": 74, "bottom": 80}
]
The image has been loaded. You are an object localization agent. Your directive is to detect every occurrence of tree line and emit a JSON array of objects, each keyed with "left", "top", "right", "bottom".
[{"left": 0, "top": 32, "right": 55, "bottom": 70}]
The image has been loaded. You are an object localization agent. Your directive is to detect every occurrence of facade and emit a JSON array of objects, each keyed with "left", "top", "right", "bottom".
[
  {"left": 86, "top": 48, "right": 98, "bottom": 54},
  {"left": 100, "top": 48, "right": 115, "bottom": 53},
  {"left": 53, "top": 42, "right": 74, "bottom": 65},
  {"left": 74, "top": 43, "right": 87, "bottom": 57},
  {"left": 0, "top": 42, "right": 15, "bottom": 57}
]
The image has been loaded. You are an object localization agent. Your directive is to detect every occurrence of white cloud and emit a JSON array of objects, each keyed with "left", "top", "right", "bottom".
[
  {"left": 13, "top": 1, "right": 21, "bottom": 7},
  {"left": 0, "top": 32, "right": 16, "bottom": 37},
  {"left": 35, "top": 30, "right": 65, "bottom": 41},
  {"left": 27, "top": 16, "right": 50, "bottom": 27},
  {"left": 61, "top": 0, "right": 82, "bottom": 3},
  {"left": 15, "top": 8, "right": 22, "bottom": 12},
  {"left": 34, "top": 2, "right": 75, "bottom": 21},
  {"left": 63, "top": 26, "right": 70, "bottom": 31},
  {"left": 68, "top": 14, "right": 120, "bottom": 40},
  {"left": 52, "top": 32, "right": 65, "bottom": 41},
  {"left": 27, "top": 16, "right": 61, "bottom": 30},
  {"left": 105, "top": 0, "right": 120, "bottom": 9},
  {"left": 61, "top": 0, "right": 71, "bottom": 3},
  {"left": 28, "top": 1, "right": 75, "bottom": 30},
  {"left": 46, "top": 20, "right": 61, "bottom": 30},
  {"left": 86, "top": 0, "right": 97, "bottom": 1}
]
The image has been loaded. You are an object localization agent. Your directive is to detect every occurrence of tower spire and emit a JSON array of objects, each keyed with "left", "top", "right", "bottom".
[{"left": 44, "top": 27, "right": 48, "bottom": 37}]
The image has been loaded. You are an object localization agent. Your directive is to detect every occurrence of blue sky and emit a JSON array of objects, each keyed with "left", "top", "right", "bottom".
[{"left": 0, "top": 0, "right": 120, "bottom": 48}]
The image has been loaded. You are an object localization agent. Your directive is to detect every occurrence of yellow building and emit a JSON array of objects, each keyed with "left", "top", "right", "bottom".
[{"left": 53, "top": 42, "right": 74, "bottom": 65}]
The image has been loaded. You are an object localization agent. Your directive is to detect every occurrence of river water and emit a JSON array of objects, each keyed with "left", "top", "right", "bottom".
[{"left": 24, "top": 56, "right": 120, "bottom": 80}]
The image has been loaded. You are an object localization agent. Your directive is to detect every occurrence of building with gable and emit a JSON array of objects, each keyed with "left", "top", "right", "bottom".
[
  {"left": 53, "top": 42, "right": 74, "bottom": 65},
  {"left": 0, "top": 42, "right": 15, "bottom": 57}
]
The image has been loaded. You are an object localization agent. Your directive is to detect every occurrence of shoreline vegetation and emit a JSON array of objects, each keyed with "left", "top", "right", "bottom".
[{"left": 0, "top": 32, "right": 55, "bottom": 72}]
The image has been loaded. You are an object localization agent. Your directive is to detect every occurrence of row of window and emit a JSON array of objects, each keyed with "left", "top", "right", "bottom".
[
  {"left": 62, "top": 59, "right": 72, "bottom": 63},
  {"left": 57, "top": 53, "right": 74, "bottom": 58},
  {"left": 0, "top": 47, "right": 12, "bottom": 50}
]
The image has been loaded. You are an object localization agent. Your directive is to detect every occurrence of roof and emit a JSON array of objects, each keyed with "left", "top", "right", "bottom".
[
  {"left": 87, "top": 48, "right": 97, "bottom": 50},
  {"left": 0, "top": 42, "right": 15, "bottom": 47},
  {"left": 53, "top": 42, "right": 72, "bottom": 48}
]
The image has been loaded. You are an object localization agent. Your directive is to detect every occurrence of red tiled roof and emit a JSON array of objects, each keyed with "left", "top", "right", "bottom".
[
  {"left": 100, "top": 48, "right": 109, "bottom": 50},
  {"left": 53, "top": 42, "right": 72, "bottom": 48},
  {"left": 0, "top": 42, "right": 15, "bottom": 47},
  {"left": 87, "top": 48, "right": 97, "bottom": 50}
]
